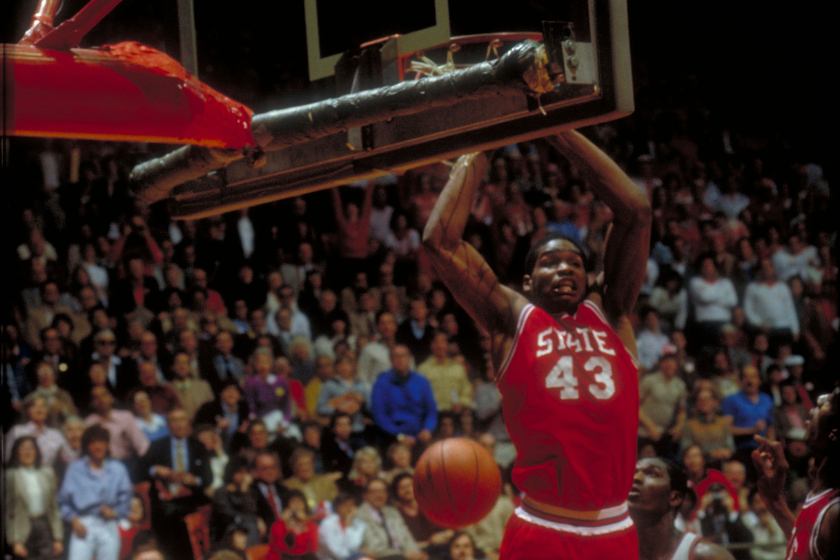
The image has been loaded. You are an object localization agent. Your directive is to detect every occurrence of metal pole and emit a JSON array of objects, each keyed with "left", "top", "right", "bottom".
[{"left": 177, "top": 0, "right": 198, "bottom": 78}]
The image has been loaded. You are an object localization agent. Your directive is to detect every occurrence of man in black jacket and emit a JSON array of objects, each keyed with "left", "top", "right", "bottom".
[
  {"left": 193, "top": 381, "right": 250, "bottom": 452},
  {"left": 249, "top": 451, "right": 291, "bottom": 531},
  {"left": 141, "top": 408, "right": 212, "bottom": 559}
]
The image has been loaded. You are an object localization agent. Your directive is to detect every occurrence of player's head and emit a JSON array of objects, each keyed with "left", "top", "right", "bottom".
[
  {"left": 628, "top": 457, "right": 688, "bottom": 521},
  {"left": 523, "top": 233, "right": 589, "bottom": 313},
  {"left": 808, "top": 388, "right": 840, "bottom": 487}
]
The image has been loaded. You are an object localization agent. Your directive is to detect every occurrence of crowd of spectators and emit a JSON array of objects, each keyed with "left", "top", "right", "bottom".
[{"left": 2, "top": 48, "right": 837, "bottom": 560}]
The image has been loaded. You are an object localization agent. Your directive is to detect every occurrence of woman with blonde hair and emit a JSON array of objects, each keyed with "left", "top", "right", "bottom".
[{"left": 345, "top": 447, "right": 383, "bottom": 499}]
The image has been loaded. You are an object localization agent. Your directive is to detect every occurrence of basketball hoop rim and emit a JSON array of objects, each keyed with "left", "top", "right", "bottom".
[{"left": 412, "top": 32, "right": 544, "bottom": 56}]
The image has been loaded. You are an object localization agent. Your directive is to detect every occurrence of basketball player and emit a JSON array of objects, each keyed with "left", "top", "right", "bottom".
[
  {"left": 629, "top": 457, "right": 734, "bottom": 560},
  {"left": 423, "top": 129, "right": 651, "bottom": 559},
  {"left": 751, "top": 388, "right": 839, "bottom": 560}
]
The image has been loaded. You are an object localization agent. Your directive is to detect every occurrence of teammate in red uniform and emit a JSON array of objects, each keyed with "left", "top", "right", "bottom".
[
  {"left": 423, "top": 130, "right": 651, "bottom": 560},
  {"left": 752, "top": 388, "right": 839, "bottom": 560},
  {"left": 629, "top": 457, "right": 734, "bottom": 560}
]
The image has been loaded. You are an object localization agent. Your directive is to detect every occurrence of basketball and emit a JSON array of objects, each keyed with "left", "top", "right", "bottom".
[{"left": 412, "top": 437, "right": 502, "bottom": 528}]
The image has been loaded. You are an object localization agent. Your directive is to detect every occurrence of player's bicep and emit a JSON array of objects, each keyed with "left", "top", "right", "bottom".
[{"left": 424, "top": 240, "right": 526, "bottom": 337}]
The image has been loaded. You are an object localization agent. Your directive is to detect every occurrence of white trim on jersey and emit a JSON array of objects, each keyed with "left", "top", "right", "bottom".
[
  {"left": 513, "top": 506, "right": 634, "bottom": 536},
  {"left": 810, "top": 495, "right": 840, "bottom": 560},
  {"left": 804, "top": 488, "right": 836, "bottom": 507},
  {"left": 580, "top": 300, "right": 641, "bottom": 370},
  {"left": 670, "top": 531, "right": 702, "bottom": 560},
  {"left": 496, "top": 303, "right": 535, "bottom": 382}
]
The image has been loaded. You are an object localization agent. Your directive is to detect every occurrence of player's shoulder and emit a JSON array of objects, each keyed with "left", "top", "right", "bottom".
[
  {"left": 691, "top": 539, "right": 736, "bottom": 560},
  {"left": 816, "top": 498, "right": 840, "bottom": 559}
]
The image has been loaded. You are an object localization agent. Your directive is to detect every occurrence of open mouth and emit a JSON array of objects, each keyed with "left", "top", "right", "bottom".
[{"left": 551, "top": 281, "right": 577, "bottom": 294}]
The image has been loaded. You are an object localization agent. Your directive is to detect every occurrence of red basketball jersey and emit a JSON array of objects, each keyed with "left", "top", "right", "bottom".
[
  {"left": 497, "top": 301, "right": 640, "bottom": 510},
  {"left": 785, "top": 488, "right": 839, "bottom": 560}
]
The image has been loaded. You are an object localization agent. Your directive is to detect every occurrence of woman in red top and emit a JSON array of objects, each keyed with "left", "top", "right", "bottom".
[{"left": 267, "top": 490, "right": 319, "bottom": 560}]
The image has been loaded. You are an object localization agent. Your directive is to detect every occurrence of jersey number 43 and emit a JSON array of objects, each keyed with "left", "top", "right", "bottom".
[{"left": 545, "top": 356, "right": 615, "bottom": 400}]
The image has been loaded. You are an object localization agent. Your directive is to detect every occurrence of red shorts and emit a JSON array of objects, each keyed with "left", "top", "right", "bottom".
[{"left": 499, "top": 507, "right": 639, "bottom": 560}]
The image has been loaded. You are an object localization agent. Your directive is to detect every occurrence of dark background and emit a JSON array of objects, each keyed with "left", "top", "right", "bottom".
[{"left": 3, "top": 0, "right": 836, "bottom": 178}]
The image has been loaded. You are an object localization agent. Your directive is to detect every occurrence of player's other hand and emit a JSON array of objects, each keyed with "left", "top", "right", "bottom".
[{"left": 751, "top": 435, "right": 788, "bottom": 503}]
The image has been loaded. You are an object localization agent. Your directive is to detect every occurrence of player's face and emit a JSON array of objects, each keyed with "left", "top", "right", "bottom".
[
  {"left": 524, "top": 239, "right": 587, "bottom": 314},
  {"left": 806, "top": 392, "right": 836, "bottom": 452},
  {"left": 628, "top": 458, "right": 675, "bottom": 517}
]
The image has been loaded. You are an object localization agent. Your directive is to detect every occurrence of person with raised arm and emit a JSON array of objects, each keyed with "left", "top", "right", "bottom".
[
  {"left": 422, "top": 130, "right": 651, "bottom": 560},
  {"left": 751, "top": 388, "right": 839, "bottom": 560}
]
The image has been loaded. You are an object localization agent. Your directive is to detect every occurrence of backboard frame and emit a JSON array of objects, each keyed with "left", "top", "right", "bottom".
[{"left": 304, "top": 0, "right": 451, "bottom": 81}]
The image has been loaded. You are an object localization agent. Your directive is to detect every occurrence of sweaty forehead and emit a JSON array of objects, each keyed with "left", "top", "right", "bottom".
[
  {"left": 637, "top": 457, "right": 668, "bottom": 474},
  {"left": 537, "top": 239, "right": 584, "bottom": 260}
]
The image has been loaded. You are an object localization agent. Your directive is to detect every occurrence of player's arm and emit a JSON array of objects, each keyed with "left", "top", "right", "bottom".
[
  {"left": 751, "top": 435, "right": 796, "bottom": 538},
  {"left": 691, "top": 540, "right": 736, "bottom": 560},
  {"left": 545, "top": 131, "right": 651, "bottom": 351},
  {"left": 422, "top": 154, "right": 528, "bottom": 344},
  {"left": 816, "top": 502, "right": 839, "bottom": 559}
]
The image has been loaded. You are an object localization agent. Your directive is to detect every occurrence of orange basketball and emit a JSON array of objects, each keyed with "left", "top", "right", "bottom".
[{"left": 412, "top": 437, "right": 502, "bottom": 528}]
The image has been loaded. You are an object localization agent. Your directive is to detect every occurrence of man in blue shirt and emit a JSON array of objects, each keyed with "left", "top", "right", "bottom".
[
  {"left": 371, "top": 344, "right": 438, "bottom": 459},
  {"left": 721, "top": 365, "right": 775, "bottom": 476}
]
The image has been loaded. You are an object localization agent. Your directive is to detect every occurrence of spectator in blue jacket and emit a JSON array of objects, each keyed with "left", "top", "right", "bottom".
[{"left": 370, "top": 344, "right": 437, "bottom": 459}]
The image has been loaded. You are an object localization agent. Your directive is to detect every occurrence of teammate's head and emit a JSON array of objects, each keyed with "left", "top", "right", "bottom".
[
  {"left": 523, "top": 234, "right": 589, "bottom": 313},
  {"left": 628, "top": 457, "right": 688, "bottom": 521},
  {"left": 808, "top": 388, "right": 840, "bottom": 487}
]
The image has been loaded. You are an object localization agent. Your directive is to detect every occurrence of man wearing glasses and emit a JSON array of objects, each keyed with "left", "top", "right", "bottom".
[{"left": 88, "top": 329, "right": 135, "bottom": 403}]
